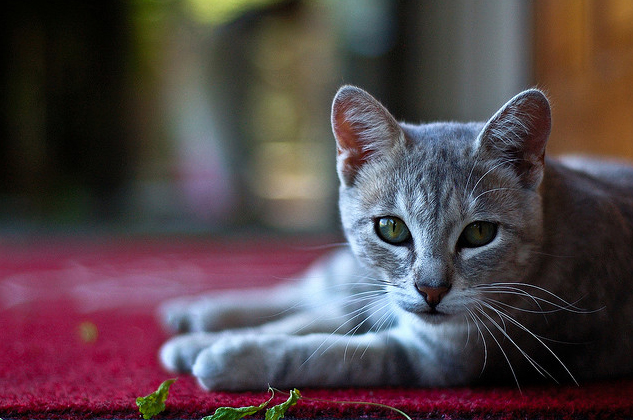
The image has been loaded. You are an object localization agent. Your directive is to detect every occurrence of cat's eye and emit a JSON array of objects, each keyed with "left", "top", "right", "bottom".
[
  {"left": 376, "top": 217, "right": 411, "bottom": 245},
  {"left": 459, "top": 221, "right": 497, "bottom": 248}
]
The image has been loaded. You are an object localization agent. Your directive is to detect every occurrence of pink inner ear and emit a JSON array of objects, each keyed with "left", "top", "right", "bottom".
[
  {"left": 334, "top": 114, "right": 371, "bottom": 156},
  {"left": 333, "top": 112, "right": 359, "bottom": 154},
  {"left": 334, "top": 121, "right": 372, "bottom": 185},
  {"left": 332, "top": 96, "right": 375, "bottom": 184},
  {"left": 331, "top": 86, "right": 403, "bottom": 185}
]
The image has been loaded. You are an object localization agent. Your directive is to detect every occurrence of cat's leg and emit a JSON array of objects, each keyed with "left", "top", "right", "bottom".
[
  {"left": 160, "top": 249, "right": 362, "bottom": 333},
  {"left": 160, "top": 282, "right": 307, "bottom": 333},
  {"left": 185, "top": 328, "right": 467, "bottom": 390},
  {"left": 160, "top": 307, "right": 365, "bottom": 373}
]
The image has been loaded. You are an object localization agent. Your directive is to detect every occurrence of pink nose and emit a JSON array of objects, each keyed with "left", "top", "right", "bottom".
[{"left": 416, "top": 285, "right": 451, "bottom": 307}]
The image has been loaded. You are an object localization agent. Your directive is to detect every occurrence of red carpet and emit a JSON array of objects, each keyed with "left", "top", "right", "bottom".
[{"left": 2, "top": 236, "right": 633, "bottom": 419}]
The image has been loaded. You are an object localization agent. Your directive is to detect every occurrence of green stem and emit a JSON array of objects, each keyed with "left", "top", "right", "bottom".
[{"left": 271, "top": 388, "right": 413, "bottom": 420}]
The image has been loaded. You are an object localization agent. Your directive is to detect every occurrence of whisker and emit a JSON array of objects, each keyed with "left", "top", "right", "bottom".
[
  {"left": 482, "top": 299, "right": 586, "bottom": 346},
  {"left": 287, "top": 290, "right": 384, "bottom": 322},
  {"left": 482, "top": 297, "right": 572, "bottom": 316},
  {"left": 303, "top": 295, "right": 392, "bottom": 365},
  {"left": 463, "top": 153, "right": 480, "bottom": 202},
  {"left": 345, "top": 289, "right": 388, "bottom": 299},
  {"left": 471, "top": 302, "right": 521, "bottom": 390},
  {"left": 478, "top": 287, "right": 547, "bottom": 316},
  {"left": 314, "top": 280, "right": 384, "bottom": 289},
  {"left": 471, "top": 187, "right": 521, "bottom": 204},
  {"left": 287, "top": 292, "right": 385, "bottom": 335},
  {"left": 477, "top": 282, "right": 602, "bottom": 313},
  {"left": 527, "top": 250, "right": 575, "bottom": 259},
  {"left": 462, "top": 313, "right": 472, "bottom": 347},
  {"left": 340, "top": 293, "right": 389, "bottom": 313},
  {"left": 476, "top": 302, "right": 558, "bottom": 387},
  {"left": 477, "top": 301, "right": 553, "bottom": 379},
  {"left": 334, "top": 299, "right": 388, "bottom": 326},
  {"left": 464, "top": 306, "right": 488, "bottom": 376},
  {"left": 468, "top": 158, "right": 518, "bottom": 202},
  {"left": 481, "top": 301, "right": 579, "bottom": 385},
  {"left": 354, "top": 297, "right": 394, "bottom": 329},
  {"left": 348, "top": 301, "right": 395, "bottom": 360},
  {"left": 300, "top": 318, "right": 363, "bottom": 366},
  {"left": 291, "top": 242, "right": 351, "bottom": 251},
  {"left": 478, "top": 300, "right": 578, "bottom": 385}
]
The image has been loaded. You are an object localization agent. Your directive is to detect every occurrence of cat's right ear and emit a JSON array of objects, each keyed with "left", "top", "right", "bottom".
[{"left": 331, "top": 86, "right": 403, "bottom": 186}]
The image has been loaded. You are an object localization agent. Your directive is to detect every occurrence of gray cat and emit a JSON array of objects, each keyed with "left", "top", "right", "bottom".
[{"left": 160, "top": 86, "right": 633, "bottom": 391}]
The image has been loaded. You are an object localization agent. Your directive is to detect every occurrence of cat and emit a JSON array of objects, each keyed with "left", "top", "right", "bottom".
[{"left": 159, "top": 86, "right": 633, "bottom": 391}]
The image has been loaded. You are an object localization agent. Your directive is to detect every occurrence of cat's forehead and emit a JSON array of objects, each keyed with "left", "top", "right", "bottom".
[
  {"left": 401, "top": 121, "right": 484, "bottom": 156},
  {"left": 395, "top": 122, "right": 485, "bottom": 178},
  {"left": 354, "top": 121, "right": 488, "bottom": 209}
]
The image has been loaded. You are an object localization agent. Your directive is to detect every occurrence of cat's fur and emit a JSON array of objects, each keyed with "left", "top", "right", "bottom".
[{"left": 160, "top": 86, "right": 633, "bottom": 391}]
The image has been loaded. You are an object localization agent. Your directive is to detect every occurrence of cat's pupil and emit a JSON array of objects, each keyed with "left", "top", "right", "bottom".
[
  {"left": 459, "top": 221, "right": 497, "bottom": 248},
  {"left": 376, "top": 217, "right": 411, "bottom": 245}
]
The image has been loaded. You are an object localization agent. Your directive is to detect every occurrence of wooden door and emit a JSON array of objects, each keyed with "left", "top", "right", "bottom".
[{"left": 534, "top": 0, "right": 633, "bottom": 161}]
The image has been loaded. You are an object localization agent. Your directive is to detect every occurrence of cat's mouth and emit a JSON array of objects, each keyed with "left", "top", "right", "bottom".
[
  {"left": 397, "top": 299, "right": 454, "bottom": 322},
  {"left": 416, "top": 308, "right": 452, "bottom": 323}
]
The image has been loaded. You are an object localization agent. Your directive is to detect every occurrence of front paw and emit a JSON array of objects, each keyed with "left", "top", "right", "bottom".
[
  {"left": 159, "top": 297, "right": 224, "bottom": 333},
  {"left": 159, "top": 297, "right": 198, "bottom": 333},
  {"left": 192, "top": 336, "right": 274, "bottom": 391},
  {"left": 160, "top": 332, "right": 218, "bottom": 373}
]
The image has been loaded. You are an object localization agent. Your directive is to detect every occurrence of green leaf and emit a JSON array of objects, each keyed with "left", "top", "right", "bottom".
[
  {"left": 136, "top": 378, "right": 177, "bottom": 419},
  {"left": 199, "top": 387, "right": 412, "bottom": 420},
  {"left": 202, "top": 389, "right": 275, "bottom": 420},
  {"left": 264, "top": 388, "right": 301, "bottom": 420}
]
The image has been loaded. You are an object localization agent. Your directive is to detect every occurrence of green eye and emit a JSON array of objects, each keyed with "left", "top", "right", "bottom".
[
  {"left": 376, "top": 217, "right": 411, "bottom": 245},
  {"left": 459, "top": 221, "right": 497, "bottom": 248}
]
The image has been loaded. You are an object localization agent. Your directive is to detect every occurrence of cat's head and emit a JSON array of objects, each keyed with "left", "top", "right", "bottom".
[{"left": 331, "top": 86, "right": 551, "bottom": 324}]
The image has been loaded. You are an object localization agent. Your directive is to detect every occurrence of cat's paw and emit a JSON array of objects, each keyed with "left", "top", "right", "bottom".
[
  {"left": 159, "top": 297, "right": 227, "bottom": 333},
  {"left": 159, "top": 297, "right": 197, "bottom": 333},
  {"left": 160, "top": 332, "right": 219, "bottom": 373},
  {"left": 191, "top": 335, "right": 275, "bottom": 391}
]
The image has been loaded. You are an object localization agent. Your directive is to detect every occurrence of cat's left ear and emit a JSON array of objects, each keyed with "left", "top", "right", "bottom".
[{"left": 478, "top": 89, "right": 551, "bottom": 189}]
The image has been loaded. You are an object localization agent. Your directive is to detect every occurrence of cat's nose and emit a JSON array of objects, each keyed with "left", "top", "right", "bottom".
[{"left": 416, "top": 284, "right": 451, "bottom": 308}]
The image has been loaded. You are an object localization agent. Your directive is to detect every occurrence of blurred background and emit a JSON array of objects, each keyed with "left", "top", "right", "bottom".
[{"left": 1, "top": 0, "right": 632, "bottom": 237}]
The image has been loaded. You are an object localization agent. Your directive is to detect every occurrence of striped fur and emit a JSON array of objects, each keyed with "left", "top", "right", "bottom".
[{"left": 160, "top": 87, "right": 633, "bottom": 391}]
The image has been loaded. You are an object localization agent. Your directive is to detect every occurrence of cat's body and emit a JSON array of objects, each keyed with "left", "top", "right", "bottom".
[{"left": 160, "top": 87, "right": 633, "bottom": 390}]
